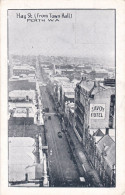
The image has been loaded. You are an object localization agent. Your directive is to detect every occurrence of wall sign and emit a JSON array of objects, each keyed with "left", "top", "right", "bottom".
[{"left": 90, "top": 104, "right": 105, "bottom": 119}]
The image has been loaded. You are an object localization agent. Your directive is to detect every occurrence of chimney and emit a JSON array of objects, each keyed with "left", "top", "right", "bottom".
[
  {"left": 82, "top": 76, "right": 86, "bottom": 81},
  {"left": 105, "top": 128, "right": 109, "bottom": 135},
  {"left": 94, "top": 81, "right": 97, "bottom": 87},
  {"left": 25, "top": 173, "right": 28, "bottom": 181},
  {"left": 26, "top": 95, "right": 29, "bottom": 101},
  {"left": 26, "top": 108, "right": 29, "bottom": 117}
]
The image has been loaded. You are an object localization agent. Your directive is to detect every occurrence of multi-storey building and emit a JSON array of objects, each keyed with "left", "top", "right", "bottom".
[
  {"left": 85, "top": 127, "right": 115, "bottom": 187},
  {"left": 61, "top": 84, "right": 75, "bottom": 110},
  {"left": 47, "top": 76, "right": 70, "bottom": 104},
  {"left": 74, "top": 77, "right": 115, "bottom": 144},
  {"left": 64, "top": 102, "right": 74, "bottom": 127}
]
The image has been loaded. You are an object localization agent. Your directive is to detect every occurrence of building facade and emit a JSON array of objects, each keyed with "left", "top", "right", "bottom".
[{"left": 74, "top": 78, "right": 115, "bottom": 144}]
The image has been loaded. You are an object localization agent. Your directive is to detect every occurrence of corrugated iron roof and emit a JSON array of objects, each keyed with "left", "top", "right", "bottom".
[
  {"left": 9, "top": 137, "right": 36, "bottom": 182},
  {"left": 104, "top": 142, "right": 115, "bottom": 168},
  {"left": 96, "top": 134, "right": 114, "bottom": 153},
  {"left": 9, "top": 137, "right": 44, "bottom": 182}
]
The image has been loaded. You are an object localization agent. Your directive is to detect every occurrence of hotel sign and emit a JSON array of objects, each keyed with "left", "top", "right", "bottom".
[{"left": 90, "top": 104, "right": 105, "bottom": 119}]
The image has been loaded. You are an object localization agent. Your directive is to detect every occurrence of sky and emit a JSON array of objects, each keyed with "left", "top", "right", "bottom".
[{"left": 8, "top": 9, "right": 115, "bottom": 66}]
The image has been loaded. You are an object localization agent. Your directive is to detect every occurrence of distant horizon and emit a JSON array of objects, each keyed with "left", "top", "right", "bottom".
[
  {"left": 8, "top": 10, "right": 115, "bottom": 67},
  {"left": 9, "top": 53, "right": 115, "bottom": 68},
  {"left": 9, "top": 50, "right": 115, "bottom": 64}
]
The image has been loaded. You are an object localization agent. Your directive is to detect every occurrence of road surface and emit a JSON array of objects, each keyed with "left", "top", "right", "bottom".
[{"left": 40, "top": 85, "right": 79, "bottom": 186}]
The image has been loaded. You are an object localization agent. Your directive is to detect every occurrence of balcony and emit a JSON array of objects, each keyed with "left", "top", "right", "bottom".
[
  {"left": 75, "top": 107, "right": 84, "bottom": 121},
  {"left": 76, "top": 120, "right": 83, "bottom": 133},
  {"left": 75, "top": 116, "right": 83, "bottom": 128},
  {"left": 75, "top": 100, "right": 84, "bottom": 113},
  {"left": 75, "top": 125, "right": 83, "bottom": 138}
]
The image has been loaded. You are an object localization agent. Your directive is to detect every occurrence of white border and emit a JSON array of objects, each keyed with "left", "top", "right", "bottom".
[{"left": 1, "top": 0, "right": 125, "bottom": 195}]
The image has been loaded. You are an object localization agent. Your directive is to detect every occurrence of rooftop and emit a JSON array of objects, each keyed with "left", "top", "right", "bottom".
[
  {"left": 93, "top": 129, "right": 105, "bottom": 137},
  {"left": 28, "top": 74, "right": 36, "bottom": 77},
  {"left": 93, "top": 87, "right": 115, "bottom": 98},
  {"left": 96, "top": 134, "right": 115, "bottom": 153},
  {"left": 104, "top": 142, "right": 115, "bottom": 169},
  {"left": 13, "top": 107, "right": 34, "bottom": 118},
  {"left": 8, "top": 123, "right": 43, "bottom": 138},
  {"left": 79, "top": 79, "right": 94, "bottom": 92},
  {"left": 71, "top": 79, "right": 80, "bottom": 85},
  {"left": 94, "top": 136, "right": 102, "bottom": 143},
  {"left": 9, "top": 137, "right": 36, "bottom": 182},
  {"left": 89, "top": 129, "right": 104, "bottom": 143},
  {"left": 95, "top": 68, "right": 108, "bottom": 73},
  {"left": 49, "top": 76, "right": 70, "bottom": 86},
  {"left": 9, "top": 102, "right": 36, "bottom": 108},
  {"left": 65, "top": 94, "right": 75, "bottom": 99},
  {"left": 9, "top": 90, "right": 36, "bottom": 99},
  {"left": 13, "top": 65, "right": 35, "bottom": 70},
  {"left": 67, "top": 102, "right": 74, "bottom": 107},
  {"left": 9, "top": 77, "right": 36, "bottom": 82},
  {"left": 63, "top": 86, "right": 75, "bottom": 93},
  {"left": 101, "top": 129, "right": 115, "bottom": 142},
  {"left": 53, "top": 76, "right": 70, "bottom": 82},
  {"left": 91, "top": 85, "right": 105, "bottom": 95}
]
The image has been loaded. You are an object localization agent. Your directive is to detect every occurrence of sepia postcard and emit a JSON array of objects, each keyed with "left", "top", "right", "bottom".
[{"left": 0, "top": 0, "right": 125, "bottom": 195}]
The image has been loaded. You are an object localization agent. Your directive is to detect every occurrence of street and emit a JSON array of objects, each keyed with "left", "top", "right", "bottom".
[
  {"left": 35, "top": 58, "right": 80, "bottom": 186},
  {"left": 35, "top": 58, "right": 102, "bottom": 187},
  {"left": 40, "top": 85, "right": 80, "bottom": 186}
]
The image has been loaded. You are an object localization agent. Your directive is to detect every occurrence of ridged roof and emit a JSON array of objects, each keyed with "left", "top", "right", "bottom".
[
  {"left": 96, "top": 134, "right": 114, "bottom": 152},
  {"left": 93, "top": 129, "right": 105, "bottom": 136},
  {"left": 104, "top": 142, "right": 115, "bottom": 168},
  {"left": 79, "top": 79, "right": 94, "bottom": 91}
]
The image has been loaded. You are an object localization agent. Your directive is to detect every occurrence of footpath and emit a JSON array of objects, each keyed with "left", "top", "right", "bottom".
[{"left": 64, "top": 123, "right": 103, "bottom": 187}]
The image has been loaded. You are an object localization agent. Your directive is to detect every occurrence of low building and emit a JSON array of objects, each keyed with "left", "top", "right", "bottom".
[
  {"left": 53, "top": 64, "right": 74, "bottom": 75},
  {"left": 8, "top": 90, "right": 38, "bottom": 125},
  {"left": 9, "top": 106, "right": 35, "bottom": 125},
  {"left": 9, "top": 135, "right": 49, "bottom": 187},
  {"left": 9, "top": 90, "right": 36, "bottom": 102},
  {"left": 13, "top": 65, "right": 35, "bottom": 76},
  {"left": 9, "top": 77, "right": 36, "bottom": 92},
  {"left": 75, "top": 64, "right": 85, "bottom": 72},
  {"left": 88, "top": 69, "right": 109, "bottom": 80}
]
